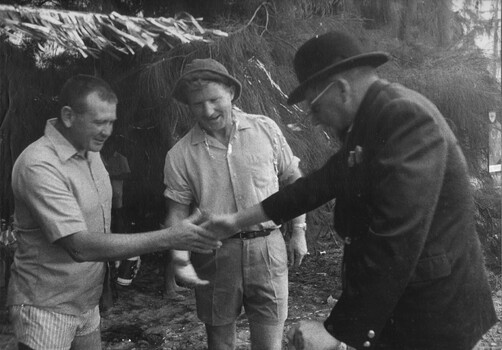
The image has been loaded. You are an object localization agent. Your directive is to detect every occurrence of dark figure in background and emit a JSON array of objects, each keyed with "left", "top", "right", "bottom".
[
  {"left": 101, "top": 141, "right": 140, "bottom": 288},
  {"left": 7, "top": 74, "right": 221, "bottom": 350},
  {"left": 101, "top": 141, "right": 130, "bottom": 233},
  {"left": 210, "top": 31, "right": 498, "bottom": 350}
]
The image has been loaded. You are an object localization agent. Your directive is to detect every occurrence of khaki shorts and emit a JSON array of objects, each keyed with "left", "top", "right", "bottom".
[
  {"left": 192, "top": 229, "right": 288, "bottom": 326},
  {"left": 9, "top": 304, "right": 100, "bottom": 350}
]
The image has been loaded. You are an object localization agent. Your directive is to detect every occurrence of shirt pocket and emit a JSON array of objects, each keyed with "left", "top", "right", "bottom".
[{"left": 246, "top": 152, "right": 276, "bottom": 190}]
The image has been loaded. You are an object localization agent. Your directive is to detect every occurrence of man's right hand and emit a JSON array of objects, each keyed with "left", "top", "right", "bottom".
[
  {"left": 205, "top": 213, "right": 240, "bottom": 239},
  {"left": 287, "top": 320, "right": 343, "bottom": 350},
  {"left": 167, "top": 210, "right": 222, "bottom": 253}
]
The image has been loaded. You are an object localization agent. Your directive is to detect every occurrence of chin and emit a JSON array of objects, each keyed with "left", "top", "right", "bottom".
[{"left": 90, "top": 144, "right": 104, "bottom": 152}]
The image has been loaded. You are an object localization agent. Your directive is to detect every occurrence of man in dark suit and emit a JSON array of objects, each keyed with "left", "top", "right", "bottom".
[{"left": 209, "top": 31, "right": 498, "bottom": 349}]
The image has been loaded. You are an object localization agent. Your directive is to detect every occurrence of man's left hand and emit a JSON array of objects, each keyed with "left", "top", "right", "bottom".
[
  {"left": 288, "top": 227, "right": 308, "bottom": 268},
  {"left": 173, "top": 260, "right": 209, "bottom": 287}
]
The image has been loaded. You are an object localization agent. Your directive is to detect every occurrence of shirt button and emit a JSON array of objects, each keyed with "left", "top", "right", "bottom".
[
  {"left": 368, "top": 330, "right": 375, "bottom": 338},
  {"left": 344, "top": 237, "right": 351, "bottom": 245},
  {"left": 363, "top": 341, "right": 371, "bottom": 347}
]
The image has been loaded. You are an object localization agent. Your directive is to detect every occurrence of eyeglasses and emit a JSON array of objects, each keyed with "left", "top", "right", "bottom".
[{"left": 308, "top": 81, "right": 336, "bottom": 110}]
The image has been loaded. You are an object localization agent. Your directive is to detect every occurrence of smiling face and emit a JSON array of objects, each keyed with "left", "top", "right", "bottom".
[
  {"left": 186, "top": 81, "right": 235, "bottom": 139},
  {"left": 65, "top": 91, "right": 117, "bottom": 153}
]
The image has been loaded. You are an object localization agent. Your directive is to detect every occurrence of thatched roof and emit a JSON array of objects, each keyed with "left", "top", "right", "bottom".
[{"left": 0, "top": 5, "right": 227, "bottom": 59}]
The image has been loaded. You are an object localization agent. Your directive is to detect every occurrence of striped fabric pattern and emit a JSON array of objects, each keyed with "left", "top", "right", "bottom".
[{"left": 9, "top": 305, "right": 100, "bottom": 349}]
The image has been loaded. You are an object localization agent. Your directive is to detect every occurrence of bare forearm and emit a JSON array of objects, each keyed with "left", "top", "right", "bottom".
[
  {"left": 66, "top": 229, "right": 178, "bottom": 262},
  {"left": 210, "top": 202, "right": 279, "bottom": 239},
  {"left": 234, "top": 204, "right": 270, "bottom": 230},
  {"left": 291, "top": 214, "right": 307, "bottom": 231},
  {"left": 58, "top": 210, "right": 221, "bottom": 262},
  {"left": 165, "top": 207, "right": 189, "bottom": 261}
]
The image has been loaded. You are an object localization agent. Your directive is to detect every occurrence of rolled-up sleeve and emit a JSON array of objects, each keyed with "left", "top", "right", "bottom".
[
  {"left": 270, "top": 121, "right": 300, "bottom": 182},
  {"left": 163, "top": 149, "right": 194, "bottom": 205}
]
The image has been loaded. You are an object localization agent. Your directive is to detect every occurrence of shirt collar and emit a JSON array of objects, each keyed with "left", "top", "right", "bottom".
[
  {"left": 190, "top": 108, "right": 252, "bottom": 145},
  {"left": 45, "top": 118, "right": 84, "bottom": 162}
]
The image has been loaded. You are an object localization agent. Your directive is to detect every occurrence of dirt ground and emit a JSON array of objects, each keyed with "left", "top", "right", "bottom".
[{"left": 1, "top": 238, "right": 501, "bottom": 350}]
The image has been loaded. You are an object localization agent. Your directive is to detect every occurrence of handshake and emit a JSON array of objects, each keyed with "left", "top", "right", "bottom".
[
  {"left": 165, "top": 209, "right": 241, "bottom": 286},
  {"left": 166, "top": 203, "right": 269, "bottom": 256},
  {"left": 166, "top": 209, "right": 240, "bottom": 253}
]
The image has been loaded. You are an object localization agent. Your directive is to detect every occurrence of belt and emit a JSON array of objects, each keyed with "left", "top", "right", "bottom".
[{"left": 230, "top": 229, "right": 273, "bottom": 240}]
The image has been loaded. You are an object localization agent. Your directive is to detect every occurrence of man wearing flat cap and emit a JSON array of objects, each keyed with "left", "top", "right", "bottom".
[
  {"left": 209, "top": 31, "right": 498, "bottom": 349},
  {"left": 163, "top": 58, "right": 307, "bottom": 349}
]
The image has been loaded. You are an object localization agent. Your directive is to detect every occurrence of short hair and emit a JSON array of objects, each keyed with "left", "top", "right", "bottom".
[
  {"left": 177, "top": 71, "right": 233, "bottom": 101},
  {"left": 59, "top": 74, "right": 118, "bottom": 114}
]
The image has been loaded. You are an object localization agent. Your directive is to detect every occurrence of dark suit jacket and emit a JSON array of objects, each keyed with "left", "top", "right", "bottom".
[{"left": 262, "top": 80, "right": 497, "bottom": 349}]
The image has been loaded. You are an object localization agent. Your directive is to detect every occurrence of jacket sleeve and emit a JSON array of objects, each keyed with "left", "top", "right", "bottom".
[
  {"left": 261, "top": 150, "right": 346, "bottom": 224},
  {"left": 326, "top": 98, "right": 448, "bottom": 348}
]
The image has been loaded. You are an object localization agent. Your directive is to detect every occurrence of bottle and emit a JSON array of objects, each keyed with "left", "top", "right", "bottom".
[{"left": 116, "top": 256, "right": 140, "bottom": 286}]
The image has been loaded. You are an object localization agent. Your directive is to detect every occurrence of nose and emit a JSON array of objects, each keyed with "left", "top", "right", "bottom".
[
  {"left": 102, "top": 122, "right": 113, "bottom": 137},
  {"left": 201, "top": 102, "right": 214, "bottom": 117}
]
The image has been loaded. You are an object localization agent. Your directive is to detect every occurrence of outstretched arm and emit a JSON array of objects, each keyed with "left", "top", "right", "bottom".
[
  {"left": 56, "top": 209, "right": 221, "bottom": 262},
  {"left": 208, "top": 204, "right": 269, "bottom": 239}
]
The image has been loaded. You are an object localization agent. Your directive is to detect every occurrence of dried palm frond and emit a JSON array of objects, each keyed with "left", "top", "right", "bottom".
[{"left": 0, "top": 5, "right": 227, "bottom": 59}]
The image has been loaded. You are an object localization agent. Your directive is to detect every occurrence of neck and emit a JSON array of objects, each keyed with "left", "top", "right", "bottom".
[
  {"left": 212, "top": 125, "right": 233, "bottom": 145},
  {"left": 54, "top": 119, "right": 87, "bottom": 157},
  {"left": 201, "top": 114, "right": 235, "bottom": 146}
]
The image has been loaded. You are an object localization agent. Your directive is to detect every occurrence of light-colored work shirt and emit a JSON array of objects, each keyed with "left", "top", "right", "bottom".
[
  {"left": 8, "top": 118, "right": 112, "bottom": 315},
  {"left": 164, "top": 109, "right": 300, "bottom": 231}
]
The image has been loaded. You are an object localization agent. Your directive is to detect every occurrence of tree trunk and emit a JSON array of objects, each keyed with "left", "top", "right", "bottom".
[
  {"left": 491, "top": 0, "right": 500, "bottom": 79},
  {"left": 437, "top": 0, "right": 453, "bottom": 47},
  {"left": 397, "top": 0, "right": 418, "bottom": 43}
]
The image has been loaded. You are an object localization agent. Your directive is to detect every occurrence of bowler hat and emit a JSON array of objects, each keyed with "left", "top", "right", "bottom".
[
  {"left": 287, "top": 31, "right": 390, "bottom": 105},
  {"left": 172, "top": 58, "right": 242, "bottom": 104}
]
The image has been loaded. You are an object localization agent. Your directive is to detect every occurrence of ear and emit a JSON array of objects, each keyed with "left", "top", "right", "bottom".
[
  {"left": 60, "top": 106, "right": 74, "bottom": 128},
  {"left": 335, "top": 78, "right": 351, "bottom": 103},
  {"left": 228, "top": 85, "right": 236, "bottom": 101}
]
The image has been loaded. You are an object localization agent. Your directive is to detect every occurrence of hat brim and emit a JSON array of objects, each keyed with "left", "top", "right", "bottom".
[
  {"left": 172, "top": 68, "right": 242, "bottom": 104},
  {"left": 287, "top": 52, "right": 390, "bottom": 105}
]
